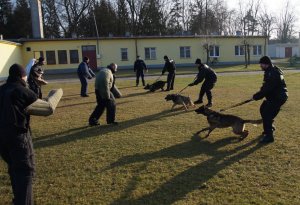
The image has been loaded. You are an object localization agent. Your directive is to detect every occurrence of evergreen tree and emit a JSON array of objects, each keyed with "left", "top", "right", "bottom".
[
  {"left": 167, "top": 0, "right": 183, "bottom": 34},
  {"left": 116, "top": 0, "right": 130, "bottom": 36},
  {"left": 0, "top": 0, "right": 13, "bottom": 38},
  {"left": 42, "top": 0, "right": 61, "bottom": 38},
  {"left": 9, "top": 0, "right": 31, "bottom": 38}
]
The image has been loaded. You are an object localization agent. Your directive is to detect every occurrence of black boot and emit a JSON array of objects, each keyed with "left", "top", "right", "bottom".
[{"left": 260, "top": 135, "right": 274, "bottom": 143}]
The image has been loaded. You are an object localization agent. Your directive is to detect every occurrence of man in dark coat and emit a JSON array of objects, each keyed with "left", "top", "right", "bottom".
[
  {"left": 89, "top": 63, "right": 118, "bottom": 126},
  {"left": 252, "top": 56, "right": 288, "bottom": 143},
  {"left": 134, "top": 56, "right": 148, "bottom": 86},
  {"left": 77, "top": 56, "right": 95, "bottom": 97},
  {"left": 188, "top": 58, "right": 217, "bottom": 107},
  {"left": 0, "top": 64, "right": 38, "bottom": 205},
  {"left": 28, "top": 57, "right": 48, "bottom": 99},
  {"left": 162, "top": 55, "right": 176, "bottom": 91}
]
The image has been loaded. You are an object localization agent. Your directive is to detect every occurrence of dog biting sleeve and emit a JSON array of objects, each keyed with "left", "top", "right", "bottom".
[{"left": 26, "top": 88, "right": 63, "bottom": 116}]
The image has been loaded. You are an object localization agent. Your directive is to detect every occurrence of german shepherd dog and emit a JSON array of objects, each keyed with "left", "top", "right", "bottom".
[
  {"left": 144, "top": 81, "right": 166, "bottom": 92},
  {"left": 165, "top": 94, "right": 195, "bottom": 111},
  {"left": 195, "top": 105, "right": 262, "bottom": 139}
]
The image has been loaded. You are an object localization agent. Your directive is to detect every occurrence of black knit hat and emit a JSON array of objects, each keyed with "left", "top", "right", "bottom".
[
  {"left": 164, "top": 55, "right": 169, "bottom": 60},
  {"left": 9, "top": 64, "right": 27, "bottom": 78},
  {"left": 195, "top": 58, "right": 201, "bottom": 64},
  {"left": 83, "top": 56, "right": 89, "bottom": 62},
  {"left": 38, "top": 57, "right": 45, "bottom": 63},
  {"left": 259, "top": 56, "right": 272, "bottom": 65}
]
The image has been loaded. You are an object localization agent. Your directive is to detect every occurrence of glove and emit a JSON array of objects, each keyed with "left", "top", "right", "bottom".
[
  {"left": 188, "top": 83, "right": 194, "bottom": 87},
  {"left": 252, "top": 93, "right": 262, "bottom": 101}
]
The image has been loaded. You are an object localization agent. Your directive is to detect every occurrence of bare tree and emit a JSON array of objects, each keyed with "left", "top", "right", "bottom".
[
  {"left": 276, "top": 0, "right": 297, "bottom": 43},
  {"left": 258, "top": 7, "right": 276, "bottom": 40}
]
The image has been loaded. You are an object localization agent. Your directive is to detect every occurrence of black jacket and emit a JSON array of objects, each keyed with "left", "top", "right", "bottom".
[
  {"left": 77, "top": 62, "right": 95, "bottom": 79},
  {"left": 134, "top": 59, "right": 147, "bottom": 72},
  {"left": 0, "top": 78, "right": 37, "bottom": 134},
  {"left": 193, "top": 64, "right": 217, "bottom": 85},
  {"left": 162, "top": 59, "right": 176, "bottom": 74},
  {"left": 253, "top": 66, "right": 288, "bottom": 101}
]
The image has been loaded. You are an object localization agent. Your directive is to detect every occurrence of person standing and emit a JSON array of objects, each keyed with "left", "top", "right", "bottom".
[
  {"left": 134, "top": 55, "right": 148, "bottom": 86},
  {"left": 252, "top": 56, "right": 288, "bottom": 143},
  {"left": 188, "top": 58, "right": 217, "bottom": 107},
  {"left": 162, "top": 55, "right": 176, "bottom": 91},
  {"left": 89, "top": 63, "right": 118, "bottom": 126},
  {"left": 28, "top": 57, "right": 48, "bottom": 99},
  {"left": 0, "top": 64, "right": 38, "bottom": 205},
  {"left": 77, "top": 56, "right": 95, "bottom": 97}
]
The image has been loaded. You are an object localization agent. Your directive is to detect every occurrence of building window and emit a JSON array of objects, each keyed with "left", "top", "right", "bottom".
[
  {"left": 180, "top": 46, "right": 191, "bottom": 58},
  {"left": 46, "top": 51, "right": 56, "bottom": 65},
  {"left": 253, "top": 45, "right": 262, "bottom": 55},
  {"left": 209, "top": 45, "right": 220, "bottom": 57},
  {"left": 235, "top": 45, "right": 245, "bottom": 56},
  {"left": 58, "top": 50, "right": 68, "bottom": 64},
  {"left": 121, "top": 48, "right": 128, "bottom": 61},
  {"left": 145, "top": 47, "right": 156, "bottom": 60},
  {"left": 69, "top": 50, "right": 79, "bottom": 64}
]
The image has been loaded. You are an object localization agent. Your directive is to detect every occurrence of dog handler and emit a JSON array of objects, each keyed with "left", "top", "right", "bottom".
[
  {"left": 188, "top": 58, "right": 217, "bottom": 107},
  {"left": 0, "top": 64, "right": 38, "bottom": 205},
  {"left": 252, "top": 56, "right": 288, "bottom": 143},
  {"left": 162, "top": 55, "right": 176, "bottom": 91}
]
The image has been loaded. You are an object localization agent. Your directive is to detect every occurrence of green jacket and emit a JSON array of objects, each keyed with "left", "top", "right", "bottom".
[{"left": 95, "top": 68, "right": 114, "bottom": 99}]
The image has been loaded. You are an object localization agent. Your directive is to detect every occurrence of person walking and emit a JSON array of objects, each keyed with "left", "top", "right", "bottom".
[
  {"left": 134, "top": 55, "right": 148, "bottom": 86},
  {"left": 77, "top": 56, "right": 95, "bottom": 97},
  {"left": 89, "top": 63, "right": 119, "bottom": 126},
  {"left": 188, "top": 58, "right": 217, "bottom": 107},
  {"left": 28, "top": 57, "right": 48, "bottom": 99},
  {"left": 162, "top": 55, "right": 176, "bottom": 91},
  {"left": 252, "top": 56, "right": 288, "bottom": 143},
  {"left": 0, "top": 64, "right": 38, "bottom": 205}
]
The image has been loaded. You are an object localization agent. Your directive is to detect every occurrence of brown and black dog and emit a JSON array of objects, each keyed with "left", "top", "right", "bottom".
[
  {"left": 195, "top": 105, "right": 262, "bottom": 139},
  {"left": 144, "top": 81, "right": 166, "bottom": 92},
  {"left": 165, "top": 94, "right": 195, "bottom": 111}
]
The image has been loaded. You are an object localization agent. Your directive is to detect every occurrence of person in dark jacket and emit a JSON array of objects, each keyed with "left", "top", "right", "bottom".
[
  {"left": 162, "top": 55, "right": 176, "bottom": 91},
  {"left": 188, "top": 58, "right": 217, "bottom": 107},
  {"left": 77, "top": 56, "right": 95, "bottom": 97},
  {"left": 252, "top": 56, "right": 288, "bottom": 143},
  {"left": 134, "top": 56, "right": 148, "bottom": 86},
  {"left": 0, "top": 64, "right": 38, "bottom": 205},
  {"left": 28, "top": 57, "right": 48, "bottom": 99},
  {"left": 89, "top": 63, "right": 118, "bottom": 126}
]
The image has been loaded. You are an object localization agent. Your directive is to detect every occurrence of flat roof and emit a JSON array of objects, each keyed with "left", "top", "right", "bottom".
[{"left": 11, "top": 35, "right": 267, "bottom": 43}]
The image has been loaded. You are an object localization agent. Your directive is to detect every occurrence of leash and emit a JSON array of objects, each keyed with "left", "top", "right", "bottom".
[
  {"left": 154, "top": 74, "right": 163, "bottom": 83},
  {"left": 176, "top": 76, "right": 198, "bottom": 95},
  {"left": 219, "top": 99, "right": 253, "bottom": 112}
]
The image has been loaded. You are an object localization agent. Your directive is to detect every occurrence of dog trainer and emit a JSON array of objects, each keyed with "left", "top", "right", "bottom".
[
  {"left": 188, "top": 58, "right": 217, "bottom": 107},
  {"left": 89, "top": 63, "right": 119, "bottom": 126},
  {"left": 252, "top": 56, "right": 288, "bottom": 143},
  {"left": 134, "top": 55, "right": 148, "bottom": 86},
  {"left": 162, "top": 55, "right": 176, "bottom": 91},
  {"left": 77, "top": 56, "right": 95, "bottom": 97},
  {"left": 0, "top": 64, "right": 38, "bottom": 205}
]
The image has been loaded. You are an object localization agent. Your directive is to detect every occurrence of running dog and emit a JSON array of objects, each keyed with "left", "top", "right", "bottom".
[
  {"left": 165, "top": 94, "right": 195, "bottom": 111},
  {"left": 144, "top": 81, "right": 166, "bottom": 92},
  {"left": 195, "top": 105, "right": 262, "bottom": 139}
]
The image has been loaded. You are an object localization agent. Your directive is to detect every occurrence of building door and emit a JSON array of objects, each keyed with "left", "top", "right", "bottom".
[
  {"left": 285, "top": 47, "right": 292, "bottom": 58},
  {"left": 82, "top": 45, "right": 97, "bottom": 70}
]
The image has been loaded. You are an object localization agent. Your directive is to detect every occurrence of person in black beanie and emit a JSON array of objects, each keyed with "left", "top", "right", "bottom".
[
  {"left": 162, "top": 55, "right": 176, "bottom": 91},
  {"left": 134, "top": 55, "right": 148, "bottom": 86},
  {"left": 28, "top": 57, "right": 48, "bottom": 99},
  {"left": 77, "top": 56, "right": 96, "bottom": 97},
  {"left": 0, "top": 64, "right": 38, "bottom": 204},
  {"left": 252, "top": 56, "right": 288, "bottom": 143},
  {"left": 188, "top": 58, "right": 217, "bottom": 107}
]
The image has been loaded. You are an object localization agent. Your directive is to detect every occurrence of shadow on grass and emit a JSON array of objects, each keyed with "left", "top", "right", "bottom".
[
  {"left": 110, "top": 136, "right": 265, "bottom": 205},
  {"left": 57, "top": 101, "right": 95, "bottom": 108},
  {"left": 33, "top": 109, "right": 193, "bottom": 149}
]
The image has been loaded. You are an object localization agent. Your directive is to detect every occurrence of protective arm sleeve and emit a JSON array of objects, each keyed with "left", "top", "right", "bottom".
[{"left": 26, "top": 88, "right": 63, "bottom": 116}]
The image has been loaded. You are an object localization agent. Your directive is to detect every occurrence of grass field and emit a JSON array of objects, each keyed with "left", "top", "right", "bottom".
[{"left": 0, "top": 72, "right": 300, "bottom": 204}]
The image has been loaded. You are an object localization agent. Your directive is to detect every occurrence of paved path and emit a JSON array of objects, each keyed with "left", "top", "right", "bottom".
[{"left": 47, "top": 69, "right": 300, "bottom": 84}]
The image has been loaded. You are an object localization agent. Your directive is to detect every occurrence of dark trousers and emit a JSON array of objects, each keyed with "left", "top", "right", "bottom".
[
  {"left": 89, "top": 90, "right": 116, "bottom": 124},
  {"left": 167, "top": 72, "right": 175, "bottom": 90},
  {"left": 136, "top": 71, "right": 145, "bottom": 86},
  {"left": 260, "top": 99, "right": 286, "bottom": 136},
  {"left": 0, "top": 131, "right": 34, "bottom": 205},
  {"left": 199, "top": 81, "right": 215, "bottom": 103},
  {"left": 78, "top": 74, "right": 88, "bottom": 96}
]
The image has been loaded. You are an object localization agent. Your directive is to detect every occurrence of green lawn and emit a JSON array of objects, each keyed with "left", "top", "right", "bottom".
[{"left": 1, "top": 72, "right": 300, "bottom": 204}]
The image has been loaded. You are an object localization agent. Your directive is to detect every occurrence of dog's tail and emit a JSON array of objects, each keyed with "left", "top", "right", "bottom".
[{"left": 243, "top": 119, "right": 263, "bottom": 126}]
